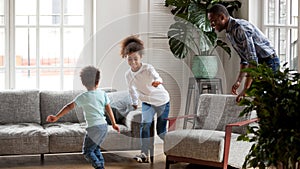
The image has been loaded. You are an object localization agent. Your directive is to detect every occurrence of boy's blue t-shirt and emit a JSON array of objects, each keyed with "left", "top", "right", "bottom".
[{"left": 74, "top": 89, "right": 109, "bottom": 128}]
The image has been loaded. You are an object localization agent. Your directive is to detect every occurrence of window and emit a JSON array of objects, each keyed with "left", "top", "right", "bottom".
[
  {"left": 0, "top": 0, "right": 93, "bottom": 90},
  {"left": 263, "top": 0, "right": 298, "bottom": 70},
  {"left": 0, "top": 0, "right": 6, "bottom": 89}
]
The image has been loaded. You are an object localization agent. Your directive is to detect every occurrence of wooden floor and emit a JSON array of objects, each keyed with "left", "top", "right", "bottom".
[{"left": 0, "top": 144, "right": 217, "bottom": 169}]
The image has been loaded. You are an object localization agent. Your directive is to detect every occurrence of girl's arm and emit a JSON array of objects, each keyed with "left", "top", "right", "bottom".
[
  {"left": 126, "top": 73, "right": 139, "bottom": 108},
  {"left": 149, "top": 65, "right": 162, "bottom": 82},
  {"left": 148, "top": 65, "right": 163, "bottom": 87},
  {"left": 46, "top": 102, "right": 75, "bottom": 122}
]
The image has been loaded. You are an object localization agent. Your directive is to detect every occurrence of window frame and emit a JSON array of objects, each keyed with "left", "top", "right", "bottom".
[
  {"left": 261, "top": 0, "right": 299, "bottom": 71},
  {"left": 2, "top": 0, "right": 94, "bottom": 90}
]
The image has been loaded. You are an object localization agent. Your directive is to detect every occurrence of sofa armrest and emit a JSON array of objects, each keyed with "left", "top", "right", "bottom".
[
  {"left": 223, "top": 118, "right": 258, "bottom": 168},
  {"left": 125, "top": 108, "right": 142, "bottom": 138},
  {"left": 165, "top": 114, "right": 197, "bottom": 131}
]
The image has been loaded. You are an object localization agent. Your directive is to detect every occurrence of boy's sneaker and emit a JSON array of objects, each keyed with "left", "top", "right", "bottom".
[{"left": 133, "top": 152, "right": 149, "bottom": 163}]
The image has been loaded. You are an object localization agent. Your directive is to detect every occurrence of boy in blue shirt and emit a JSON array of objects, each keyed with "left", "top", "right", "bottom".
[{"left": 46, "top": 66, "right": 120, "bottom": 169}]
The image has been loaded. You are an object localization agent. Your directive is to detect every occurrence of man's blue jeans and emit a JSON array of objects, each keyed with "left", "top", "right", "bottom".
[
  {"left": 83, "top": 124, "right": 108, "bottom": 169},
  {"left": 259, "top": 55, "right": 280, "bottom": 72},
  {"left": 140, "top": 102, "right": 170, "bottom": 155}
]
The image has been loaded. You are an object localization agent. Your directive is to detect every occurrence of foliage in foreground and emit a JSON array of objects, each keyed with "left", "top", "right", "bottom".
[{"left": 238, "top": 63, "right": 300, "bottom": 169}]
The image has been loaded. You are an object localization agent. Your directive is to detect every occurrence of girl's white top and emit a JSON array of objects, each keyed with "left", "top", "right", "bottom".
[{"left": 125, "top": 63, "right": 170, "bottom": 106}]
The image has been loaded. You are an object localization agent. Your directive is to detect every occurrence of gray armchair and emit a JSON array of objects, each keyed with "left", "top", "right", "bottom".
[{"left": 164, "top": 94, "right": 258, "bottom": 169}]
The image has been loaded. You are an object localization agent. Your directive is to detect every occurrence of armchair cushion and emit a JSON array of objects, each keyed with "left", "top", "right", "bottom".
[
  {"left": 164, "top": 129, "right": 253, "bottom": 168},
  {"left": 164, "top": 94, "right": 256, "bottom": 169},
  {"left": 194, "top": 94, "right": 248, "bottom": 134},
  {"left": 165, "top": 129, "right": 225, "bottom": 162}
]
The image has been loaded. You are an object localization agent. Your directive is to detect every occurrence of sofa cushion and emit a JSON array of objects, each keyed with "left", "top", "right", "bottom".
[
  {"left": 101, "top": 125, "right": 135, "bottom": 151},
  {"left": 0, "top": 90, "right": 40, "bottom": 124},
  {"left": 0, "top": 123, "right": 48, "bottom": 154},
  {"left": 194, "top": 94, "right": 249, "bottom": 134},
  {"left": 44, "top": 122, "right": 134, "bottom": 152},
  {"left": 40, "top": 90, "right": 85, "bottom": 124},
  {"left": 44, "top": 122, "right": 87, "bottom": 153}
]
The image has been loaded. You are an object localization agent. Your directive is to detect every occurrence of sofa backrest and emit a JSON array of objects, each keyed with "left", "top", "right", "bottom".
[
  {"left": 104, "top": 90, "right": 134, "bottom": 124},
  {"left": 194, "top": 94, "right": 249, "bottom": 134},
  {"left": 107, "top": 90, "right": 134, "bottom": 120},
  {"left": 0, "top": 90, "right": 40, "bottom": 124},
  {"left": 40, "top": 90, "right": 85, "bottom": 124}
]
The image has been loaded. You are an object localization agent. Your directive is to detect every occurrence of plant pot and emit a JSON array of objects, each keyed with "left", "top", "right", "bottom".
[{"left": 192, "top": 55, "right": 218, "bottom": 78}]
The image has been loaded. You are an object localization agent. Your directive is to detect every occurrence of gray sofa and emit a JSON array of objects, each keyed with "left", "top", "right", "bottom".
[{"left": 0, "top": 89, "right": 142, "bottom": 159}]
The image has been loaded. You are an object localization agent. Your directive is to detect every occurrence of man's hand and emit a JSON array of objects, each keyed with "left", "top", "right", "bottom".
[
  {"left": 152, "top": 81, "right": 162, "bottom": 87},
  {"left": 231, "top": 81, "right": 241, "bottom": 95},
  {"left": 235, "top": 75, "right": 252, "bottom": 102},
  {"left": 236, "top": 90, "right": 246, "bottom": 103}
]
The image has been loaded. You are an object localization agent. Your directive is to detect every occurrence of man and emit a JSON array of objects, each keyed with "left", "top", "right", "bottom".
[{"left": 207, "top": 4, "right": 280, "bottom": 102}]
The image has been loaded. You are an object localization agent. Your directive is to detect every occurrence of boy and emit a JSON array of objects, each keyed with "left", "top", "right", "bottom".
[{"left": 46, "top": 66, "right": 120, "bottom": 169}]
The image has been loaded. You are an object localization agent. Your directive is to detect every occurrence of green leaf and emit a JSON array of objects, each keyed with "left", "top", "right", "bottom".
[
  {"left": 167, "top": 19, "right": 201, "bottom": 58},
  {"left": 238, "top": 63, "right": 300, "bottom": 168},
  {"left": 165, "top": 0, "right": 237, "bottom": 59}
]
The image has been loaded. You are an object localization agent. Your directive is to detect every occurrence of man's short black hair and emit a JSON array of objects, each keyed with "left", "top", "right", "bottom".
[{"left": 208, "top": 4, "right": 230, "bottom": 17}]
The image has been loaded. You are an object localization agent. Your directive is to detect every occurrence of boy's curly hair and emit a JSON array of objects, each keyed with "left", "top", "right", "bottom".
[
  {"left": 80, "top": 66, "right": 100, "bottom": 89},
  {"left": 120, "top": 35, "right": 144, "bottom": 58}
]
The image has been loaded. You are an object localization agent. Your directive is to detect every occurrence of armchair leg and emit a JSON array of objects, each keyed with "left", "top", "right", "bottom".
[{"left": 165, "top": 158, "right": 170, "bottom": 169}]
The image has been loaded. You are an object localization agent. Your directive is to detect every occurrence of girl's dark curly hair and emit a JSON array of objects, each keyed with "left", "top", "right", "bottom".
[
  {"left": 120, "top": 35, "right": 144, "bottom": 58},
  {"left": 80, "top": 66, "right": 100, "bottom": 89}
]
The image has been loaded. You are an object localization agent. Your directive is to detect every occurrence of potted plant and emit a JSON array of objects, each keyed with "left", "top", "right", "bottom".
[
  {"left": 165, "top": 0, "right": 241, "bottom": 78},
  {"left": 238, "top": 63, "right": 300, "bottom": 169}
]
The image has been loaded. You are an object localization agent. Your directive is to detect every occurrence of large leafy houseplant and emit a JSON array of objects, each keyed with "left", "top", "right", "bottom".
[
  {"left": 165, "top": 0, "right": 242, "bottom": 59},
  {"left": 238, "top": 63, "right": 300, "bottom": 169}
]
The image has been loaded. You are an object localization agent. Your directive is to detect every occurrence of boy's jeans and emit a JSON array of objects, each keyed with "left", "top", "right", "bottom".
[
  {"left": 83, "top": 124, "right": 108, "bottom": 169},
  {"left": 140, "top": 102, "right": 170, "bottom": 155}
]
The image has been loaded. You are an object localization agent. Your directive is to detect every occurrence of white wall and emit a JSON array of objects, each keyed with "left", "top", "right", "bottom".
[
  {"left": 94, "top": 0, "right": 142, "bottom": 91},
  {"left": 92, "top": 0, "right": 258, "bottom": 95}
]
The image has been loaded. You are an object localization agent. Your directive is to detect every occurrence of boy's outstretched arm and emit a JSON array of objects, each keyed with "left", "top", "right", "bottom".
[
  {"left": 105, "top": 104, "right": 120, "bottom": 133},
  {"left": 46, "top": 102, "right": 75, "bottom": 123}
]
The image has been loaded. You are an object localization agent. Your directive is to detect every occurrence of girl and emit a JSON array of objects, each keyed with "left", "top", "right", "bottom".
[{"left": 120, "top": 35, "right": 170, "bottom": 163}]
